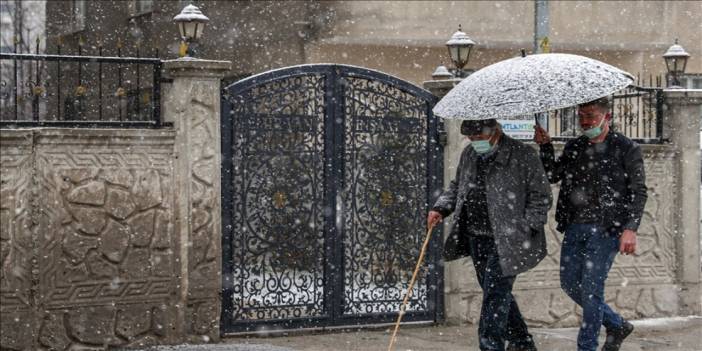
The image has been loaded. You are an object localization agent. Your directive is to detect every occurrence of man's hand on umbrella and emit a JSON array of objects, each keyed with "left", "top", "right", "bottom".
[
  {"left": 427, "top": 210, "right": 443, "bottom": 228},
  {"left": 619, "top": 229, "right": 637, "bottom": 255},
  {"left": 533, "top": 125, "right": 551, "bottom": 145}
]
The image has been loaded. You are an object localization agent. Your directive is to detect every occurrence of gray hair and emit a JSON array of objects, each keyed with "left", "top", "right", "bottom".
[{"left": 579, "top": 96, "right": 611, "bottom": 112}]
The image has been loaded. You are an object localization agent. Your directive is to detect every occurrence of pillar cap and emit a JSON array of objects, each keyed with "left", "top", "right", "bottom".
[
  {"left": 163, "top": 57, "right": 232, "bottom": 78},
  {"left": 663, "top": 89, "right": 702, "bottom": 104}
]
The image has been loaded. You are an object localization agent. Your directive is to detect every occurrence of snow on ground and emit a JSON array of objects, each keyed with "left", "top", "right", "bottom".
[
  {"left": 138, "top": 344, "right": 296, "bottom": 351},
  {"left": 629, "top": 315, "right": 702, "bottom": 328}
]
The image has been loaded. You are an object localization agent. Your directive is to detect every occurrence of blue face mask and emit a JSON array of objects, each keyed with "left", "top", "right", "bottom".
[
  {"left": 470, "top": 130, "right": 495, "bottom": 154},
  {"left": 582, "top": 117, "right": 606, "bottom": 139},
  {"left": 471, "top": 140, "right": 493, "bottom": 154}
]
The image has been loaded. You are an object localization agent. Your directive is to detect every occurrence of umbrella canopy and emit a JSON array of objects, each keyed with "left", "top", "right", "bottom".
[{"left": 433, "top": 53, "right": 634, "bottom": 120}]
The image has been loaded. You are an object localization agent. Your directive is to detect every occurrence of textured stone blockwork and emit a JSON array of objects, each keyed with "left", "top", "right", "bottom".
[
  {"left": 1, "top": 58, "right": 231, "bottom": 350},
  {"left": 443, "top": 145, "right": 682, "bottom": 327},
  {"left": 425, "top": 80, "right": 701, "bottom": 328},
  {"left": 0, "top": 129, "right": 178, "bottom": 350},
  {"left": 163, "top": 58, "right": 230, "bottom": 343},
  {"left": 0, "top": 131, "right": 37, "bottom": 349}
]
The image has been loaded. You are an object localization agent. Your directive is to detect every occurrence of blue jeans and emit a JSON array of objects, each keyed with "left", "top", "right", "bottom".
[
  {"left": 560, "top": 224, "right": 624, "bottom": 351},
  {"left": 468, "top": 236, "right": 534, "bottom": 351}
]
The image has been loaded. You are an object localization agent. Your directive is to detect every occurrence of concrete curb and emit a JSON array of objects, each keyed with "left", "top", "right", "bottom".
[
  {"left": 533, "top": 315, "right": 702, "bottom": 337},
  {"left": 540, "top": 316, "right": 702, "bottom": 333},
  {"left": 627, "top": 315, "right": 702, "bottom": 332}
]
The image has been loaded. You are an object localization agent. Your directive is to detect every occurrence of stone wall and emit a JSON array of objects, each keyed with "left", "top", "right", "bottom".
[
  {"left": 436, "top": 88, "right": 702, "bottom": 327},
  {"left": 0, "top": 58, "right": 230, "bottom": 350},
  {"left": 163, "top": 58, "right": 231, "bottom": 344},
  {"left": 0, "top": 129, "right": 179, "bottom": 349},
  {"left": 443, "top": 144, "right": 682, "bottom": 327}
]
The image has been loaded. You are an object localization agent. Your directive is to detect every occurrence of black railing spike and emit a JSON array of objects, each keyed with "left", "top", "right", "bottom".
[
  {"left": 13, "top": 36, "right": 18, "bottom": 120},
  {"left": 99, "top": 46, "right": 103, "bottom": 121},
  {"left": 136, "top": 45, "right": 140, "bottom": 120},
  {"left": 33, "top": 37, "right": 40, "bottom": 121},
  {"left": 57, "top": 42, "right": 61, "bottom": 120}
]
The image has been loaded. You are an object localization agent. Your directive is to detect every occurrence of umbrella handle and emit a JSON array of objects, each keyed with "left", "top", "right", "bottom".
[{"left": 387, "top": 223, "right": 436, "bottom": 351}]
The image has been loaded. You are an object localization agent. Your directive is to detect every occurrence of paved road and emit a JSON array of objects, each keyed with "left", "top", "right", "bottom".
[{"left": 143, "top": 316, "right": 702, "bottom": 351}]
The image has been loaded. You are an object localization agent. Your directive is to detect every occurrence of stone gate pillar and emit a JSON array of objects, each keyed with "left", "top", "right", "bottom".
[
  {"left": 163, "top": 58, "right": 231, "bottom": 342},
  {"left": 423, "top": 76, "right": 465, "bottom": 196},
  {"left": 664, "top": 89, "right": 702, "bottom": 315},
  {"left": 423, "top": 75, "right": 472, "bottom": 322}
]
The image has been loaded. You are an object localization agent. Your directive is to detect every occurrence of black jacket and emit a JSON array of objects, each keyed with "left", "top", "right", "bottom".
[
  {"left": 433, "top": 135, "right": 552, "bottom": 276},
  {"left": 539, "top": 132, "right": 647, "bottom": 234}
]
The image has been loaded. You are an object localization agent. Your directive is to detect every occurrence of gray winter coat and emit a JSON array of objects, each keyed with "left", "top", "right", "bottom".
[{"left": 433, "top": 135, "right": 552, "bottom": 276}]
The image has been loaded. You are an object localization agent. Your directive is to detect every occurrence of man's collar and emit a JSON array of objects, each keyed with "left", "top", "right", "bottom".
[{"left": 493, "top": 134, "right": 511, "bottom": 165}]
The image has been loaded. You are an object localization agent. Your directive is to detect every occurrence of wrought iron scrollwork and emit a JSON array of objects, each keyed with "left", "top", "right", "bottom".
[
  {"left": 222, "top": 65, "right": 441, "bottom": 332},
  {"left": 228, "top": 74, "right": 327, "bottom": 322},
  {"left": 342, "top": 76, "right": 429, "bottom": 314}
]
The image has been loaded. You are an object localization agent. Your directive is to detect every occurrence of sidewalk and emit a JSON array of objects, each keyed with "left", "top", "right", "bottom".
[{"left": 149, "top": 316, "right": 702, "bottom": 351}]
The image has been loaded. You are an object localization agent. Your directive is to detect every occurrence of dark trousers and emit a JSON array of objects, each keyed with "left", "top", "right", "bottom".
[
  {"left": 468, "top": 236, "right": 534, "bottom": 351},
  {"left": 560, "top": 224, "right": 624, "bottom": 351}
]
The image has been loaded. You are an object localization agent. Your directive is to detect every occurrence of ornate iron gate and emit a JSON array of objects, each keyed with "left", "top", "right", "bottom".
[{"left": 220, "top": 64, "right": 443, "bottom": 333}]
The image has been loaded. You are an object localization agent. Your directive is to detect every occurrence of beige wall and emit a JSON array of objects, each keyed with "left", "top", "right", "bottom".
[
  {"left": 548, "top": 1, "right": 702, "bottom": 75},
  {"left": 0, "top": 59, "right": 230, "bottom": 350},
  {"left": 0, "top": 129, "right": 180, "bottom": 349},
  {"left": 308, "top": 1, "right": 702, "bottom": 86}
]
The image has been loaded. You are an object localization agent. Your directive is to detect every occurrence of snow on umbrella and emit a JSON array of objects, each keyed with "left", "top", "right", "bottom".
[{"left": 433, "top": 53, "right": 634, "bottom": 120}]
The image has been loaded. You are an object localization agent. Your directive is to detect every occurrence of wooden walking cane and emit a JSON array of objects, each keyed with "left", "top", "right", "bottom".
[{"left": 387, "top": 223, "right": 436, "bottom": 351}]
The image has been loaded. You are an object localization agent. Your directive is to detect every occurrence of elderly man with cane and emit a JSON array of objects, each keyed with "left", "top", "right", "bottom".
[
  {"left": 534, "top": 97, "right": 647, "bottom": 351},
  {"left": 427, "top": 119, "right": 552, "bottom": 351}
]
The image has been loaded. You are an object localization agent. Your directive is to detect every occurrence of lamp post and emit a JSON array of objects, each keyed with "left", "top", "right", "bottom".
[
  {"left": 445, "top": 25, "right": 476, "bottom": 78},
  {"left": 431, "top": 64, "right": 453, "bottom": 80},
  {"left": 663, "top": 39, "right": 690, "bottom": 88},
  {"left": 173, "top": 4, "right": 209, "bottom": 58}
]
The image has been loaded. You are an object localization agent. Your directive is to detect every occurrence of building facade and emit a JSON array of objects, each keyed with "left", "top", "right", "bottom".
[{"left": 41, "top": 1, "right": 701, "bottom": 85}]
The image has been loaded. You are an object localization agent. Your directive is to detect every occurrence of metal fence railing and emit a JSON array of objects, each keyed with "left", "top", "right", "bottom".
[
  {"left": 0, "top": 39, "right": 163, "bottom": 128},
  {"left": 546, "top": 75, "right": 665, "bottom": 144}
]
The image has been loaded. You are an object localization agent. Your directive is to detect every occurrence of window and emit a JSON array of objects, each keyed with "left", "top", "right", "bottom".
[
  {"left": 680, "top": 74, "right": 702, "bottom": 90},
  {"left": 0, "top": 1, "right": 15, "bottom": 13},
  {"left": 0, "top": 2, "right": 15, "bottom": 46},
  {"left": 134, "top": 0, "right": 153, "bottom": 15},
  {"left": 66, "top": 0, "right": 85, "bottom": 33}
]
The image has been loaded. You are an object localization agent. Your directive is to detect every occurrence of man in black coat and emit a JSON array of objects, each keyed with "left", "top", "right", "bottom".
[
  {"left": 534, "top": 97, "right": 647, "bottom": 351},
  {"left": 429, "top": 119, "right": 552, "bottom": 351}
]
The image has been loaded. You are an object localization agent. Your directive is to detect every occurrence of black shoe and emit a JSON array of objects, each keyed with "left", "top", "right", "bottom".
[{"left": 602, "top": 320, "right": 634, "bottom": 351}]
